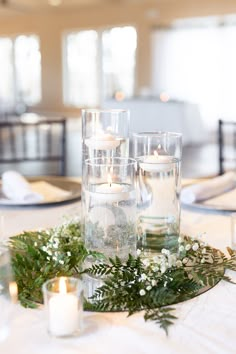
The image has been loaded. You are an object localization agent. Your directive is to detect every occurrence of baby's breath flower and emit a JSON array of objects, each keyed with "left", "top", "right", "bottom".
[
  {"left": 161, "top": 249, "right": 170, "bottom": 256},
  {"left": 178, "top": 236, "right": 183, "bottom": 243},
  {"left": 201, "top": 258, "right": 205, "bottom": 264},
  {"left": 34, "top": 242, "right": 37, "bottom": 247},
  {"left": 202, "top": 248, "right": 206, "bottom": 254},
  {"left": 59, "top": 260, "right": 64, "bottom": 265},
  {"left": 152, "top": 266, "right": 159, "bottom": 272},
  {"left": 141, "top": 273, "right": 147, "bottom": 281},
  {"left": 142, "top": 259, "right": 150, "bottom": 267},
  {"left": 67, "top": 251, "right": 71, "bottom": 257},
  {"left": 146, "top": 285, "right": 152, "bottom": 291},
  {"left": 185, "top": 244, "right": 191, "bottom": 251},
  {"left": 160, "top": 265, "right": 166, "bottom": 274},
  {"left": 139, "top": 289, "right": 146, "bottom": 296},
  {"left": 192, "top": 243, "right": 199, "bottom": 252},
  {"left": 151, "top": 279, "right": 157, "bottom": 286},
  {"left": 179, "top": 245, "right": 185, "bottom": 252},
  {"left": 136, "top": 249, "right": 141, "bottom": 256}
]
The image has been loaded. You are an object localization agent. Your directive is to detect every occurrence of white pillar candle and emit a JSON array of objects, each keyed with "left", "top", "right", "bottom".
[
  {"left": 48, "top": 277, "right": 78, "bottom": 337},
  {"left": 85, "top": 132, "right": 120, "bottom": 150}
]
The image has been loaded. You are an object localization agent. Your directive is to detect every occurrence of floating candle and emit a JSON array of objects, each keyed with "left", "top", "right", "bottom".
[
  {"left": 139, "top": 151, "right": 174, "bottom": 172},
  {"left": 85, "top": 132, "right": 120, "bottom": 150},
  {"left": 90, "top": 174, "right": 132, "bottom": 202}
]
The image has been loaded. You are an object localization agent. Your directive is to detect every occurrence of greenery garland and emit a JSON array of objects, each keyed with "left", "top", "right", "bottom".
[{"left": 9, "top": 218, "right": 236, "bottom": 334}]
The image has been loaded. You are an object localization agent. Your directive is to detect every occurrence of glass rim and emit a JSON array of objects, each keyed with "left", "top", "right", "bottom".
[
  {"left": 85, "top": 157, "right": 136, "bottom": 167},
  {"left": 81, "top": 108, "right": 129, "bottom": 115},
  {"left": 132, "top": 131, "right": 182, "bottom": 138},
  {"left": 42, "top": 276, "right": 81, "bottom": 295}
]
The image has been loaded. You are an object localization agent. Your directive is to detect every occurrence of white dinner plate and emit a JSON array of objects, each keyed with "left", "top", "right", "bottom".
[
  {"left": 0, "top": 176, "right": 81, "bottom": 208},
  {"left": 181, "top": 186, "right": 236, "bottom": 213}
]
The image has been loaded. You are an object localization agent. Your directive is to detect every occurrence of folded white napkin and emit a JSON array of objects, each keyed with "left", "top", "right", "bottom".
[
  {"left": 1, "top": 171, "right": 43, "bottom": 203},
  {"left": 181, "top": 171, "right": 236, "bottom": 204}
]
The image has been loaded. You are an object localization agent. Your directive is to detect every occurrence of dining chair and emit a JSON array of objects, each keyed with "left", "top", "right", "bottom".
[
  {"left": 218, "top": 119, "right": 236, "bottom": 175},
  {"left": 0, "top": 116, "right": 67, "bottom": 176}
]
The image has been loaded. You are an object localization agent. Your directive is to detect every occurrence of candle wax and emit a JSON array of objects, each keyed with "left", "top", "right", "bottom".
[
  {"left": 48, "top": 293, "right": 78, "bottom": 336},
  {"left": 85, "top": 132, "right": 120, "bottom": 150},
  {"left": 90, "top": 183, "right": 133, "bottom": 202},
  {"left": 140, "top": 155, "right": 174, "bottom": 172}
]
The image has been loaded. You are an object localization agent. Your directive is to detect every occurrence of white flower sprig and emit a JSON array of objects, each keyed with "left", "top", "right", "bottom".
[{"left": 137, "top": 234, "right": 212, "bottom": 293}]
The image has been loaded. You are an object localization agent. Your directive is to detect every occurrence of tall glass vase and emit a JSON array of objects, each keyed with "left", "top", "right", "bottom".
[
  {"left": 133, "top": 132, "right": 182, "bottom": 256},
  {"left": 82, "top": 157, "right": 137, "bottom": 301},
  {"left": 81, "top": 109, "right": 130, "bottom": 239}
]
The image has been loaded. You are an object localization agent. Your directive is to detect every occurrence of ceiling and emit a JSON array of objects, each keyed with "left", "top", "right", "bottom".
[{"left": 0, "top": 0, "right": 160, "bottom": 16}]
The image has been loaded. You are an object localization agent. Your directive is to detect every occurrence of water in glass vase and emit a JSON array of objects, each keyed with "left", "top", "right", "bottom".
[
  {"left": 137, "top": 157, "right": 181, "bottom": 255},
  {"left": 84, "top": 183, "right": 136, "bottom": 261}
]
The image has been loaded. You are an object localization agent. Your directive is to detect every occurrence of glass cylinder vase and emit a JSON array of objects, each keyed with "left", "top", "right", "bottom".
[
  {"left": 133, "top": 132, "right": 182, "bottom": 255},
  {"left": 84, "top": 157, "right": 137, "bottom": 261}
]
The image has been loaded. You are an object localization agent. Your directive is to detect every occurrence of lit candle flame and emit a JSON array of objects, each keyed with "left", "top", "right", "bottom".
[
  {"left": 154, "top": 150, "right": 159, "bottom": 157},
  {"left": 59, "top": 277, "right": 67, "bottom": 294},
  {"left": 107, "top": 174, "right": 112, "bottom": 187},
  {"left": 9, "top": 281, "right": 18, "bottom": 304}
]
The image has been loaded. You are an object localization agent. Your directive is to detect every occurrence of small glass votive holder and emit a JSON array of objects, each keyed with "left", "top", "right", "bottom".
[
  {"left": 83, "top": 157, "right": 137, "bottom": 261},
  {"left": 42, "top": 277, "right": 83, "bottom": 338},
  {"left": 0, "top": 245, "right": 17, "bottom": 342},
  {"left": 133, "top": 132, "right": 182, "bottom": 255}
]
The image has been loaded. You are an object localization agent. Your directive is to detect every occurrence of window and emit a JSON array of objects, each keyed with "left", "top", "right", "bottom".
[
  {"left": 63, "top": 26, "right": 137, "bottom": 107},
  {"left": 64, "top": 30, "right": 98, "bottom": 107},
  {"left": 151, "top": 16, "right": 236, "bottom": 130},
  {"left": 14, "top": 35, "right": 41, "bottom": 106},
  {"left": 0, "top": 34, "right": 41, "bottom": 111}
]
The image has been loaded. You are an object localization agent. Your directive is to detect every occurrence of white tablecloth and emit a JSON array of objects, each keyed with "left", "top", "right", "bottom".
[{"left": 0, "top": 201, "right": 236, "bottom": 354}]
